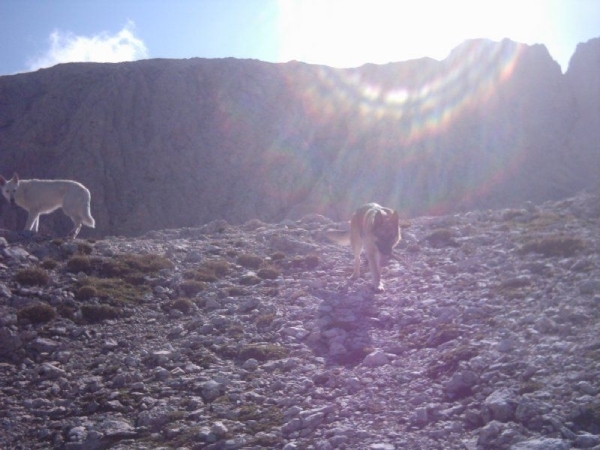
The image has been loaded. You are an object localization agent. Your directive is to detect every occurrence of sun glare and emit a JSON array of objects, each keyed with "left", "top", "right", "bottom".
[
  {"left": 276, "top": 0, "right": 549, "bottom": 68},
  {"left": 272, "top": 0, "right": 530, "bottom": 149},
  {"left": 276, "top": 0, "right": 460, "bottom": 67}
]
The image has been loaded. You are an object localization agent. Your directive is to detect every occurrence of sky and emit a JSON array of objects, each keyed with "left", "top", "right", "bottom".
[{"left": 0, "top": 0, "right": 599, "bottom": 76}]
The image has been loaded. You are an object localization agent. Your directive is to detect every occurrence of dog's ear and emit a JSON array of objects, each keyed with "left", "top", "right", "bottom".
[
  {"left": 11, "top": 173, "right": 19, "bottom": 182},
  {"left": 0, "top": 176, "right": 5, "bottom": 186}
]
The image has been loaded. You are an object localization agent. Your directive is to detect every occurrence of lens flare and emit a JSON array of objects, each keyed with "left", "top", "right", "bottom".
[
  {"left": 208, "top": 39, "right": 526, "bottom": 218},
  {"left": 274, "top": 39, "right": 526, "bottom": 215}
]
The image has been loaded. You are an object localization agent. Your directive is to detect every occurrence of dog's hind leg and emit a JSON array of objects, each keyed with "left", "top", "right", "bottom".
[
  {"left": 71, "top": 225, "right": 82, "bottom": 239},
  {"left": 68, "top": 217, "right": 83, "bottom": 239}
]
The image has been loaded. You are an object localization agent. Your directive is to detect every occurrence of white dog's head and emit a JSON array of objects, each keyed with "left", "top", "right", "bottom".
[{"left": 0, "top": 173, "right": 20, "bottom": 204}]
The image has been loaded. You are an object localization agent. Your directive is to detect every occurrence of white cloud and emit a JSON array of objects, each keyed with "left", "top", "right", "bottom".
[{"left": 28, "top": 21, "right": 148, "bottom": 71}]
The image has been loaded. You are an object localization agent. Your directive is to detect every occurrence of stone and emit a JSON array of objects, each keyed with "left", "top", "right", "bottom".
[
  {"left": 483, "top": 389, "right": 518, "bottom": 423},
  {"left": 443, "top": 370, "right": 478, "bottom": 398},
  {"left": 515, "top": 396, "right": 551, "bottom": 430},
  {"left": 363, "top": 350, "right": 390, "bottom": 367},
  {"left": 0, "top": 327, "right": 22, "bottom": 355},
  {"left": 510, "top": 437, "right": 570, "bottom": 450},
  {"left": 580, "top": 280, "right": 600, "bottom": 295}
]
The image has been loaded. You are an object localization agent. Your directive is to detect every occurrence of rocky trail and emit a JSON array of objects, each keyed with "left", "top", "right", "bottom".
[{"left": 1, "top": 190, "right": 600, "bottom": 449}]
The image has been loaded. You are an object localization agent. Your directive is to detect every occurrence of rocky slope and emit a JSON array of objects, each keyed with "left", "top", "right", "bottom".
[
  {"left": 1, "top": 188, "right": 600, "bottom": 449},
  {"left": 0, "top": 37, "right": 599, "bottom": 237}
]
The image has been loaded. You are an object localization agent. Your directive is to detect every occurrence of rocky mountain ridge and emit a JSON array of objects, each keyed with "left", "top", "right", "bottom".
[
  {"left": 0, "top": 37, "right": 599, "bottom": 237},
  {"left": 0, "top": 186, "right": 599, "bottom": 449}
]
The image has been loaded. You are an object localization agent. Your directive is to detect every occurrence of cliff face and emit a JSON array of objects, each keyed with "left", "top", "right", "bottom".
[
  {"left": 565, "top": 37, "right": 600, "bottom": 185},
  {"left": 0, "top": 38, "right": 598, "bottom": 237}
]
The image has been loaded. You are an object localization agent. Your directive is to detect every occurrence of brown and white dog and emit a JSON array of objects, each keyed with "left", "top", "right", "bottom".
[{"left": 326, "top": 203, "right": 402, "bottom": 292}]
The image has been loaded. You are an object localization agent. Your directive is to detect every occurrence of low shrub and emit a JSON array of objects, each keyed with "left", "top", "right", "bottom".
[
  {"left": 255, "top": 313, "right": 276, "bottom": 329},
  {"left": 257, "top": 266, "right": 281, "bottom": 280},
  {"left": 239, "top": 275, "right": 261, "bottom": 286},
  {"left": 426, "top": 345, "right": 479, "bottom": 379},
  {"left": 67, "top": 255, "right": 93, "bottom": 273},
  {"left": 41, "top": 259, "right": 59, "bottom": 270},
  {"left": 81, "top": 304, "right": 122, "bottom": 322},
  {"left": 424, "top": 228, "right": 459, "bottom": 248},
  {"left": 237, "top": 254, "right": 263, "bottom": 269},
  {"left": 183, "top": 259, "right": 230, "bottom": 283},
  {"left": 270, "top": 251, "right": 286, "bottom": 261},
  {"left": 290, "top": 254, "right": 320, "bottom": 270},
  {"left": 228, "top": 287, "right": 248, "bottom": 297},
  {"left": 179, "top": 280, "right": 206, "bottom": 297},
  {"left": 520, "top": 236, "right": 585, "bottom": 257},
  {"left": 77, "top": 242, "right": 94, "bottom": 255},
  {"left": 171, "top": 298, "right": 194, "bottom": 313},
  {"left": 239, "top": 344, "right": 288, "bottom": 361},
  {"left": 77, "top": 277, "right": 148, "bottom": 305},
  {"left": 17, "top": 303, "right": 56, "bottom": 324},
  {"left": 192, "top": 268, "right": 218, "bottom": 282},
  {"left": 75, "top": 285, "right": 98, "bottom": 300},
  {"left": 99, "top": 253, "right": 173, "bottom": 278},
  {"left": 15, "top": 267, "right": 50, "bottom": 286},
  {"left": 202, "top": 259, "right": 230, "bottom": 277}
]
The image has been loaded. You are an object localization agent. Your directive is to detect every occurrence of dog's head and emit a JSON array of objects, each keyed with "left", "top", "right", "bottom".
[
  {"left": 0, "top": 173, "right": 20, "bottom": 205},
  {"left": 373, "top": 208, "right": 401, "bottom": 257}
]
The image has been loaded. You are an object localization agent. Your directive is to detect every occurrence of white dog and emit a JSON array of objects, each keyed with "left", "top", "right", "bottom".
[{"left": 0, "top": 173, "right": 95, "bottom": 238}]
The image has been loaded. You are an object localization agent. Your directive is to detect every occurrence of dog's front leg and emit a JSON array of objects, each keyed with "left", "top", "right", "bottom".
[
  {"left": 350, "top": 252, "right": 361, "bottom": 279},
  {"left": 349, "top": 238, "right": 363, "bottom": 280},
  {"left": 25, "top": 212, "right": 40, "bottom": 232},
  {"left": 366, "top": 251, "right": 384, "bottom": 292}
]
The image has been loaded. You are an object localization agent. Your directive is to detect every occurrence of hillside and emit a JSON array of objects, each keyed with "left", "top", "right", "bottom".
[
  {"left": 1, "top": 187, "right": 599, "bottom": 449},
  {"left": 0, "top": 38, "right": 599, "bottom": 237}
]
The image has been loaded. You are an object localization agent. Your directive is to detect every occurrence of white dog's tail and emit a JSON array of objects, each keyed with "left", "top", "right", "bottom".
[{"left": 82, "top": 207, "right": 95, "bottom": 228}]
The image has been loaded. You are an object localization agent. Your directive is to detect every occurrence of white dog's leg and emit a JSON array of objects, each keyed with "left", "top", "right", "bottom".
[
  {"left": 25, "top": 212, "right": 40, "bottom": 232},
  {"left": 70, "top": 220, "right": 83, "bottom": 239}
]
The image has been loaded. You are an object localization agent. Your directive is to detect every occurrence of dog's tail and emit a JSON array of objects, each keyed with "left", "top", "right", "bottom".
[
  {"left": 324, "top": 230, "right": 351, "bottom": 246},
  {"left": 82, "top": 207, "right": 96, "bottom": 228}
]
